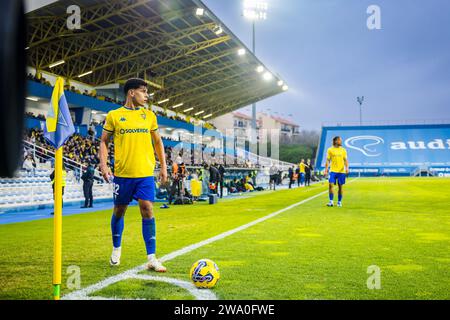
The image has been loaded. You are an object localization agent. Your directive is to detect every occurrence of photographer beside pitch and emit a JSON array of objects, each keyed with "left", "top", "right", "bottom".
[
  {"left": 324, "top": 136, "right": 349, "bottom": 207},
  {"left": 99, "top": 78, "right": 168, "bottom": 272}
]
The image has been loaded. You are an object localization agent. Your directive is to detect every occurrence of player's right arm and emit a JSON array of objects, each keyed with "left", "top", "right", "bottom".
[
  {"left": 99, "top": 131, "right": 113, "bottom": 182},
  {"left": 324, "top": 148, "right": 331, "bottom": 176},
  {"left": 99, "top": 112, "right": 114, "bottom": 182}
]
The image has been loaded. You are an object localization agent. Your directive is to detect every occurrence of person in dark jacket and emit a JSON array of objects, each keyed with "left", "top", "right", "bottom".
[
  {"left": 81, "top": 164, "right": 95, "bottom": 208},
  {"left": 295, "top": 166, "right": 301, "bottom": 187},
  {"left": 50, "top": 163, "right": 67, "bottom": 215},
  {"left": 218, "top": 164, "right": 225, "bottom": 198},
  {"left": 288, "top": 166, "right": 294, "bottom": 189},
  {"left": 208, "top": 164, "right": 221, "bottom": 194}
]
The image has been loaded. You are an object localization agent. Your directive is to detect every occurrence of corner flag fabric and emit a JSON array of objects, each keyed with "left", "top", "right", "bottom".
[{"left": 44, "top": 77, "right": 75, "bottom": 148}]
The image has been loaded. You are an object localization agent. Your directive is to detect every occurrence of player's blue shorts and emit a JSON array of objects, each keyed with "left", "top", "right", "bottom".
[
  {"left": 113, "top": 176, "right": 155, "bottom": 205},
  {"left": 329, "top": 172, "right": 346, "bottom": 185}
]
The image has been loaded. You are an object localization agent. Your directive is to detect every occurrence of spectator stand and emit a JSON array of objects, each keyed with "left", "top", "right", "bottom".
[{"left": 0, "top": 140, "right": 112, "bottom": 213}]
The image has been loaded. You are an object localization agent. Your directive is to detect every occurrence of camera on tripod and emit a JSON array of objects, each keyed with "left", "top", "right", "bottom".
[{"left": 169, "top": 157, "right": 192, "bottom": 205}]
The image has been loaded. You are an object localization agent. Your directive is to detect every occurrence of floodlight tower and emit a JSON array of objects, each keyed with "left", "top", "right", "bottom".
[
  {"left": 243, "top": 0, "right": 268, "bottom": 134},
  {"left": 357, "top": 96, "right": 365, "bottom": 125}
]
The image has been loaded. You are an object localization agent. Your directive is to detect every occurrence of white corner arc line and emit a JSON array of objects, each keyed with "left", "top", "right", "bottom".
[
  {"left": 132, "top": 274, "right": 218, "bottom": 300},
  {"left": 63, "top": 181, "right": 357, "bottom": 300},
  {"left": 73, "top": 275, "right": 218, "bottom": 300}
]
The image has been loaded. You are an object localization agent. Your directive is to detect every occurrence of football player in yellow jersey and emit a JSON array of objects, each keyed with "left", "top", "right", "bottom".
[
  {"left": 99, "top": 78, "right": 168, "bottom": 272},
  {"left": 324, "top": 136, "right": 349, "bottom": 207},
  {"left": 299, "top": 159, "right": 306, "bottom": 187}
]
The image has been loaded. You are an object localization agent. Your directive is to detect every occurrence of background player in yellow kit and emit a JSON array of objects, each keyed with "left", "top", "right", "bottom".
[
  {"left": 99, "top": 78, "right": 168, "bottom": 272},
  {"left": 299, "top": 159, "right": 306, "bottom": 187},
  {"left": 324, "top": 136, "right": 349, "bottom": 207}
]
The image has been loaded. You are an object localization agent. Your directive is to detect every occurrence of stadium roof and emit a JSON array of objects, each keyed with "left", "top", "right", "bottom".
[{"left": 26, "top": 0, "right": 286, "bottom": 119}]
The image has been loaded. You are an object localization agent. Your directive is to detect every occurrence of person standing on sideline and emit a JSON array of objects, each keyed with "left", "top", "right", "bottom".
[
  {"left": 81, "top": 164, "right": 95, "bottom": 208},
  {"left": 288, "top": 166, "right": 294, "bottom": 189},
  {"left": 50, "top": 162, "right": 67, "bottom": 215},
  {"left": 299, "top": 159, "right": 306, "bottom": 187},
  {"left": 305, "top": 159, "right": 313, "bottom": 187},
  {"left": 218, "top": 164, "right": 225, "bottom": 198},
  {"left": 269, "top": 164, "right": 278, "bottom": 190},
  {"left": 208, "top": 163, "right": 220, "bottom": 195}
]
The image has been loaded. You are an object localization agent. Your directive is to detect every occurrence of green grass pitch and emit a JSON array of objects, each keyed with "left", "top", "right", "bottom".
[{"left": 0, "top": 178, "right": 449, "bottom": 300}]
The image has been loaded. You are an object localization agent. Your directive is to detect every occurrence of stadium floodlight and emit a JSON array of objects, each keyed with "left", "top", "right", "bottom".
[
  {"left": 195, "top": 110, "right": 205, "bottom": 116},
  {"left": 263, "top": 72, "right": 273, "bottom": 81},
  {"left": 91, "top": 110, "right": 97, "bottom": 114},
  {"left": 203, "top": 113, "right": 213, "bottom": 119},
  {"left": 243, "top": 0, "right": 268, "bottom": 21},
  {"left": 238, "top": 48, "right": 246, "bottom": 56},
  {"left": 357, "top": 96, "right": 365, "bottom": 125},
  {"left": 158, "top": 98, "right": 170, "bottom": 104},
  {"left": 25, "top": 46, "right": 30, "bottom": 50},
  {"left": 282, "top": 85, "right": 289, "bottom": 91},
  {"left": 256, "top": 65, "right": 264, "bottom": 73},
  {"left": 78, "top": 70, "right": 93, "bottom": 78},
  {"left": 196, "top": 8, "right": 204, "bottom": 16},
  {"left": 277, "top": 80, "right": 284, "bottom": 87},
  {"left": 26, "top": 97, "right": 39, "bottom": 102},
  {"left": 183, "top": 107, "right": 194, "bottom": 112},
  {"left": 171, "top": 103, "right": 183, "bottom": 109},
  {"left": 214, "top": 26, "right": 223, "bottom": 35},
  {"left": 49, "top": 60, "right": 65, "bottom": 68}
]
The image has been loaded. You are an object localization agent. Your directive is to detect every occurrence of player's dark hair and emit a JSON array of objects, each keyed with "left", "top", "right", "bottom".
[
  {"left": 333, "top": 136, "right": 341, "bottom": 146},
  {"left": 124, "top": 78, "right": 147, "bottom": 95}
]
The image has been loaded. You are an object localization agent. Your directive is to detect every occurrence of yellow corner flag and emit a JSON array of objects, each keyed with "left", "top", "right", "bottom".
[{"left": 43, "top": 77, "right": 75, "bottom": 300}]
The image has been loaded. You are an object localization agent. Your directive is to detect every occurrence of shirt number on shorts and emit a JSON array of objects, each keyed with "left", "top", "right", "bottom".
[{"left": 113, "top": 183, "right": 120, "bottom": 199}]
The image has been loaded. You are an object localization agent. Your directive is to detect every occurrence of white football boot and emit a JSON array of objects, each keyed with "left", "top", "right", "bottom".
[
  {"left": 146, "top": 254, "right": 167, "bottom": 272},
  {"left": 337, "top": 201, "right": 343, "bottom": 207},
  {"left": 110, "top": 247, "right": 121, "bottom": 266},
  {"left": 327, "top": 201, "right": 334, "bottom": 207}
]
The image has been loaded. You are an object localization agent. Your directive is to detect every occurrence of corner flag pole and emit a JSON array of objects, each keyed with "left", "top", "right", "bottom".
[
  {"left": 53, "top": 147, "right": 63, "bottom": 300},
  {"left": 44, "top": 77, "right": 75, "bottom": 300}
]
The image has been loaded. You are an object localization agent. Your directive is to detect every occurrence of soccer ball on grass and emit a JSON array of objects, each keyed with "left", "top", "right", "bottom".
[{"left": 189, "top": 259, "right": 220, "bottom": 289}]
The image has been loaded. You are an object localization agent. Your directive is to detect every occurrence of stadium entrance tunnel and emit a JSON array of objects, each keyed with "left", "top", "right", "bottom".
[{"left": 63, "top": 274, "right": 217, "bottom": 300}]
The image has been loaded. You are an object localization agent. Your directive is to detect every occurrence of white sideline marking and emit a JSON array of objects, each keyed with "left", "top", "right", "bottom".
[{"left": 63, "top": 182, "right": 356, "bottom": 300}]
